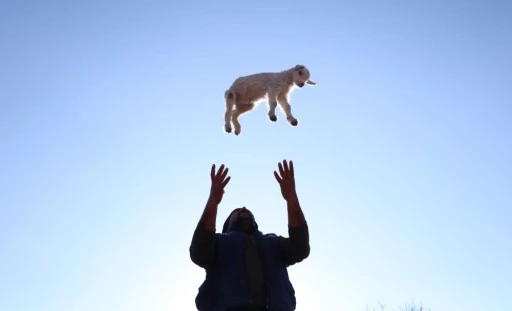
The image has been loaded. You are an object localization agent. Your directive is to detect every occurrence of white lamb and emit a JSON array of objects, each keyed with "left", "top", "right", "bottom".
[{"left": 223, "top": 64, "right": 317, "bottom": 135}]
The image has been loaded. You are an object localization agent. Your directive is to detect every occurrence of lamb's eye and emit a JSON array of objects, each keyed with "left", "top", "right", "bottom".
[{"left": 298, "top": 70, "right": 303, "bottom": 76}]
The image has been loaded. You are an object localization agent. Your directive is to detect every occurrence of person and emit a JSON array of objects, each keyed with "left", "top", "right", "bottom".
[{"left": 189, "top": 159, "right": 310, "bottom": 311}]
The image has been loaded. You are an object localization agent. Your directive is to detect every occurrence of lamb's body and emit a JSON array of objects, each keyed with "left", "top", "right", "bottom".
[{"left": 223, "top": 65, "right": 316, "bottom": 135}]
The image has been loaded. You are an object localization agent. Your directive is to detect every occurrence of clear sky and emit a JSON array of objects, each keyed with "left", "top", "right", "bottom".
[{"left": 1, "top": 1, "right": 511, "bottom": 310}]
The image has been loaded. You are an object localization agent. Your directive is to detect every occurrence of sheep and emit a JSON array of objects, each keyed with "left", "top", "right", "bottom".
[{"left": 223, "top": 64, "right": 317, "bottom": 135}]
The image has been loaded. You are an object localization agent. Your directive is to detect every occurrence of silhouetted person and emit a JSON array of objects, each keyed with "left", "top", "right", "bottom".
[{"left": 190, "top": 160, "right": 310, "bottom": 311}]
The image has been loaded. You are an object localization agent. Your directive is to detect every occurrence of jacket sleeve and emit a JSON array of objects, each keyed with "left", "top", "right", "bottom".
[
  {"left": 189, "top": 224, "right": 217, "bottom": 268},
  {"left": 278, "top": 222, "right": 310, "bottom": 267}
]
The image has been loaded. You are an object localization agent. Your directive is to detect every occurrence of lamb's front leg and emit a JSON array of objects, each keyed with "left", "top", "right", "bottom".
[
  {"left": 267, "top": 91, "right": 278, "bottom": 122},
  {"left": 277, "top": 95, "right": 298, "bottom": 126}
]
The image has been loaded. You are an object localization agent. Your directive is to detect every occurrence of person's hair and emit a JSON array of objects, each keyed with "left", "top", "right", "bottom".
[{"left": 222, "top": 208, "right": 259, "bottom": 233}]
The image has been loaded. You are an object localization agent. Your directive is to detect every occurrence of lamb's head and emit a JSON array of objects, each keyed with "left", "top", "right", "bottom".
[{"left": 291, "top": 65, "right": 317, "bottom": 88}]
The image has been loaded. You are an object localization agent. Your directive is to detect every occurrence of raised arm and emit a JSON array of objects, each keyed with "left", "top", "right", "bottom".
[
  {"left": 274, "top": 160, "right": 310, "bottom": 266},
  {"left": 189, "top": 164, "right": 231, "bottom": 268}
]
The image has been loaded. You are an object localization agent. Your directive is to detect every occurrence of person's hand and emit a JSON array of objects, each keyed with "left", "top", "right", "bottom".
[
  {"left": 209, "top": 164, "right": 231, "bottom": 205},
  {"left": 274, "top": 160, "right": 298, "bottom": 202}
]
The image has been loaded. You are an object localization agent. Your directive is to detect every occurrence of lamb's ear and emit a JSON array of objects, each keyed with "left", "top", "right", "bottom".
[
  {"left": 306, "top": 80, "right": 317, "bottom": 85},
  {"left": 294, "top": 64, "right": 305, "bottom": 71}
]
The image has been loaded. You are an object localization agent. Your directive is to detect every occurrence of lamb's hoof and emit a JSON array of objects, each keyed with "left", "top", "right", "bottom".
[
  {"left": 290, "top": 119, "right": 298, "bottom": 126},
  {"left": 269, "top": 115, "right": 277, "bottom": 122},
  {"left": 235, "top": 130, "right": 241, "bottom": 136},
  {"left": 224, "top": 125, "right": 232, "bottom": 133}
]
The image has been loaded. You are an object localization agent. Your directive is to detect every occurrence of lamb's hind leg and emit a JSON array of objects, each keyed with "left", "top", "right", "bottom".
[
  {"left": 277, "top": 94, "right": 298, "bottom": 126},
  {"left": 232, "top": 102, "right": 255, "bottom": 135},
  {"left": 224, "top": 91, "right": 235, "bottom": 133},
  {"left": 267, "top": 91, "right": 278, "bottom": 122}
]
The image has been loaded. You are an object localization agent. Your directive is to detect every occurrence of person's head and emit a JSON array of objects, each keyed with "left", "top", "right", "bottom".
[{"left": 222, "top": 207, "right": 258, "bottom": 234}]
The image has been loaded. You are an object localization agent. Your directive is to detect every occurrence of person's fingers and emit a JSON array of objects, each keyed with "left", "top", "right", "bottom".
[
  {"left": 278, "top": 162, "right": 284, "bottom": 177},
  {"left": 216, "top": 164, "right": 225, "bottom": 180},
  {"left": 220, "top": 167, "right": 229, "bottom": 182},
  {"left": 274, "top": 171, "right": 282, "bottom": 183},
  {"left": 283, "top": 159, "right": 289, "bottom": 174},
  {"left": 222, "top": 176, "right": 231, "bottom": 188},
  {"left": 211, "top": 164, "right": 216, "bottom": 181},
  {"left": 289, "top": 160, "right": 294, "bottom": 178}
]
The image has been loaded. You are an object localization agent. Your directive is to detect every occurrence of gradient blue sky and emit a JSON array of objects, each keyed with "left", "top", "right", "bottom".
[{"left": 1, "top": 1, "right": 511, "bottom": 310}]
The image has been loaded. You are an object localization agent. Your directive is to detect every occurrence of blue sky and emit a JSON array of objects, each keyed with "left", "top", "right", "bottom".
[{"left": 1, "top": 0, "right": 511, "bottom": 310}]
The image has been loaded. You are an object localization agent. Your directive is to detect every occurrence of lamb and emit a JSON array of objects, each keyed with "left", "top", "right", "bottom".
[{"left": 223, "top": 64, "right": 317, "bottom": 135}]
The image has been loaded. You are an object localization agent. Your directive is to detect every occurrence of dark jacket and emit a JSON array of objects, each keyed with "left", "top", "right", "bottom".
[{"left": 190, "top": 223, "right": 310, "bottom": 311}]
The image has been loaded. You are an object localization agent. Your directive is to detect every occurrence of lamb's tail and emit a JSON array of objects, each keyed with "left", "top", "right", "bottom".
[
  {"left": 224, "top": 90, "right": 236, "bottom": 100},
  {"left": 224, "top": 90, "right": 237, "bottom": 109}
]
